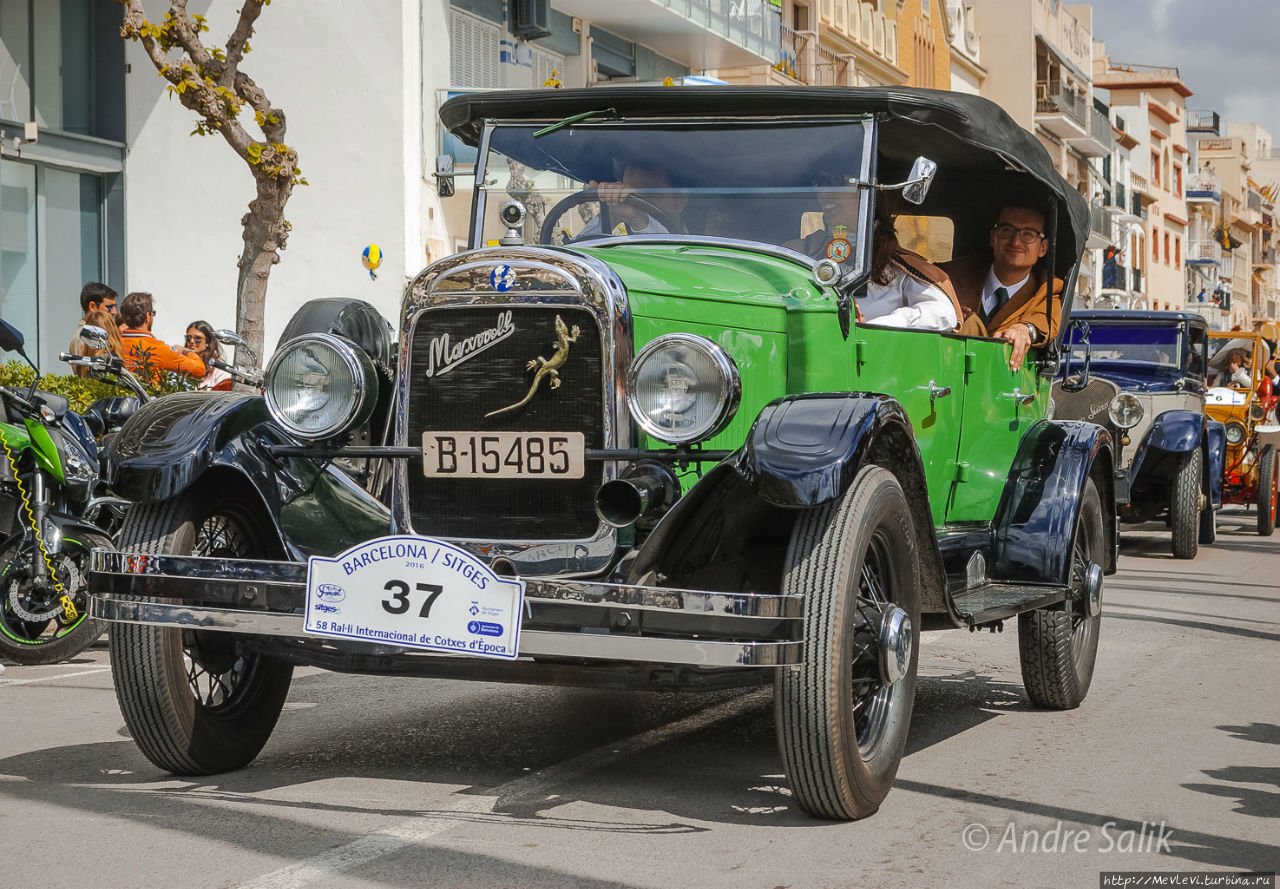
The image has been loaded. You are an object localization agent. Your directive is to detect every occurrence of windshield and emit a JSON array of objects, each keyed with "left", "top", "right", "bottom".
[
  {"left": 1207, "top": 335, "right": 1267, "bottom": 389},
  {"left": 1063, "top": 324, "right": 1185, "bottom": 373},
  {"left": 476, "top": 118, "right": 873, "bottom": 269}
]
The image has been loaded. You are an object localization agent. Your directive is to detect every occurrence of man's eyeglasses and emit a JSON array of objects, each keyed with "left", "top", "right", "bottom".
[{"left": 992, "top": 223, "right": 1045, "bottom": 245}]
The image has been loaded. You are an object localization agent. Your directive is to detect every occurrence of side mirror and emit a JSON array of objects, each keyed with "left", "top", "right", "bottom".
[
  {"left": 900, "top": 156, "right": 937, "bottom": 206},
  {"left": 213, "top": 329, "right": 247, "bottom": 349},
  {"left": 434, "top": 155, "right": 456, "bottom": 198},
  {"left": 0, "top": 319, "right": 25, "bottom": 353},
  {"left": 80, "top": 325, "right": 109, "bottom": 352}
]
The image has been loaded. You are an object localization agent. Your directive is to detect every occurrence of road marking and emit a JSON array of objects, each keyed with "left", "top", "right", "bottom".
[
  {"left": 233, "top": 687, "right": 771, "bottom": 889},
  {"left": 0, "top": 667, "right": 110, "bottom": 687}
]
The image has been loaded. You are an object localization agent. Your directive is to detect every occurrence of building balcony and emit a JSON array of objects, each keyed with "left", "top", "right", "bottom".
[
  {"left": 1035, "top": 80, "right": 1088, "bottom": 138},
  {"left": 1185, "top": 170, "right": 1221, "bottom": 202},
  {"left": 1186, "top": 240, "right": 1222, "bottom": 265},
  {"left": 1087, "top": 205, "right": 1114, "bottom": 249},
  {"left": 1185, "top": 301, "right": 1231, "bottom": 328},
  {"left": 1186, "top": 109, "right": 1220, "bottom": 134},
  {"left": 1067, "top": 104, "right": 1114, "bottom": 158},
  {"left": 1255, "top": 247, "right": 1276, "bottom": 270},
  {"left": 557, "top": 0, "right": 782, "bottom": 68}
]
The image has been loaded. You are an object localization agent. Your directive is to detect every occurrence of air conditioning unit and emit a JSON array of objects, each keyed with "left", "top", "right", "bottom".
[{"left": 510, "top": 0, "right": 551, "bottom": 39}]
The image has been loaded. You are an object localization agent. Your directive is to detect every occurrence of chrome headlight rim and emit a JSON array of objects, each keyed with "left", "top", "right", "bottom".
[
  {"left": 264, "top": 333, "right": 377, "bottom": 441},
  {"left": 1224, "top": 420, "right": 1247, "bottom": 445},
  {"left": 1107, "top": 392, "right": 1144, "bottom": 430},
  {"left": 625, "top": 333, "right": 741, "bottom": 445}
]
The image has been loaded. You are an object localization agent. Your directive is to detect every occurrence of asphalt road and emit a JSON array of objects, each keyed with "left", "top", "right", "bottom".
[{"left": 2, "top": 509, "right": 1277, "bottom": 889}]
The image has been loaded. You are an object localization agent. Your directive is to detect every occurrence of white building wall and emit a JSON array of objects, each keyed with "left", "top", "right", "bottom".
[{"left": 124, "top": 0, "right": 420, "bottom": 357}]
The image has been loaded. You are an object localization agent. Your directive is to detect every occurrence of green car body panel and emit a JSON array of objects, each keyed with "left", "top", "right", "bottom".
[{"left": 577, "top": 243, "right": 1044, "bottom": 525}]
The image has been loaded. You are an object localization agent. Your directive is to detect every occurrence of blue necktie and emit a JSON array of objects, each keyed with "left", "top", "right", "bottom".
[{"left": 985, "top": 286, "right": 1009, "bottom": 324}]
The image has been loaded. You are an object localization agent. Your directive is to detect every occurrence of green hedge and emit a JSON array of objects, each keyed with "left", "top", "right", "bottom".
[{"left": 0, "top": 360, "right": 192, "bottom": 413}]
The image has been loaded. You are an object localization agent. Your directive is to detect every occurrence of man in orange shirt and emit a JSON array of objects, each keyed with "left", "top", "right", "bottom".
[{"left": 119, "top": 291, "right": 206, "bottom": 383}]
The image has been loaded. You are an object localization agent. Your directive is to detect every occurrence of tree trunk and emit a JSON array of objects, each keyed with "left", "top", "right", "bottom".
[{"left": 237, "top": 176, "right": 292, "bottom": 360}]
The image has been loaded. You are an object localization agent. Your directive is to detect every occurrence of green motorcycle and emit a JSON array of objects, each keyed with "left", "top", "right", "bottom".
[{"left": 0, "top": 320, "right": 143, "bottom": 664}]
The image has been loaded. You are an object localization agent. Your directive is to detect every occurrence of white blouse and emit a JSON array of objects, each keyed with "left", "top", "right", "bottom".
[{"left": 860, "top": 268, "right": 958, "bottom": 331}]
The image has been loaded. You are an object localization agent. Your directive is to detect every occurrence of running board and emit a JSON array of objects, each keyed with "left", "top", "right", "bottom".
[{"left": 950, "top": 584, "right": 1067, "bottom": 628}]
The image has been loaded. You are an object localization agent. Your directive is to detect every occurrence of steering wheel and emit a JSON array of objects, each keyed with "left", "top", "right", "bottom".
[{"left": 539, "top": 188, "right": 681, "bottom": 244}]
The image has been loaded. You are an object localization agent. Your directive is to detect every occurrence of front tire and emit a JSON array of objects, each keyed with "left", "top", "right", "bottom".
[
  {"left": 1258, "top": 445, "right": 1277, "bottom": 537},
  {"left": 109, "top": 493, "right": 292, "bottom": 775},
  {"left": 775, "top": 465, "right": 921, "bottom": 820},
  {"left": 1018, "top": 477, "right": 1104, "bottom": 709},
  {"left": 1170, "top": 448, "right": 1201, "bottom": 559},
  {"left": 0, "top": 533, "right": 108, "bottom": 665}
]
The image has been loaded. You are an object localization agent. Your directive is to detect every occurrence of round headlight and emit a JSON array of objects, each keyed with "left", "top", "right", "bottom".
[
  {"left": 1225, "top": 421, "right": 1247, "bottom": 445},
  {"left": 626, "top": 334, "right": 740, "bottom": 444},
  {"left": 1107, "top": 392, "right": 1144, "bottom": 429},
  {"left": 1248, "top": 403, "right": 1266, "bottom": 422},
  {"left": 264, "top": 333, "right": 377, "bottom": 440}
]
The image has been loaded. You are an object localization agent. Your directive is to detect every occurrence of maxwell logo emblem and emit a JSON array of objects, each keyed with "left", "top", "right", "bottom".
[
  {"left": 423, "top": 310, "right": 515, "bottom": 378},
  {"left": 490, "top": 265, "right": 517, "bottom": 291},
  {"left": 486, "top": 315, "right": 580, "bottom": 418}
]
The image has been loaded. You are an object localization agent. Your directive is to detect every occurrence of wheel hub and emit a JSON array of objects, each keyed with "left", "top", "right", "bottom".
[
  {"left": 1083, "top": 561, "right": 1104, "bottom": 617},
  {"left": 878, "top": 605, "right": 912, "bottom": 687}
]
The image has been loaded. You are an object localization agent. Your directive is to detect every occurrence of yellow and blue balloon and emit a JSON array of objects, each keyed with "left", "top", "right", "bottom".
[{"left": 361, "top": 244, "right": 382, "bottom": 281}]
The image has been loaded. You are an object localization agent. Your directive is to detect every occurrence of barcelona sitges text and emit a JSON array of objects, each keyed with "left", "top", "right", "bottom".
[{"left": 340, "top": 540, "right": 488, "bottom": 590}]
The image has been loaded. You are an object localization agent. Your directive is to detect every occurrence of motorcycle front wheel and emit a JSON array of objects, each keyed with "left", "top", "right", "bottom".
[{"left": 0, "top": 532, "right": 108, "bottom": 665}]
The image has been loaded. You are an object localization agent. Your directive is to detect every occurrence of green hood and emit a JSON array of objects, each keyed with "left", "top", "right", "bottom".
[{"left": 572, "top": 243, "right": 824, "bottom": 331}]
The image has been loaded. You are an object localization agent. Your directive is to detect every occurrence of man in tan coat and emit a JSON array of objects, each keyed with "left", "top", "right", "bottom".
[{"left": 940, "top": 204, "right": 1063, "bottom": 370}]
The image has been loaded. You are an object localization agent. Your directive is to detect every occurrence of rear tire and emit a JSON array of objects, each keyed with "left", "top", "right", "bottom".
[
  {"left": 109, "top": 493, "right": 292, "bottom": 775},
  {"left": 1018, "top": 478, "right": 1103, "bottom": 710},
  {"left": 1258, "top": 445, "right": 1277, "bottom": 537},
  {"left": 1170, "top": 448, "right": 1201, "bottom": 559},
  {"left": 775, "top": 466, "right": 920, "bottom": 820}
]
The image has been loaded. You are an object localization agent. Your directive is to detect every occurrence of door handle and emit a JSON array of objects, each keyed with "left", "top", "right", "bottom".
[
  {"left": 915, "top": 380, "right": 952, "bottom": 404},
  {"left": 1002, "top": 388, "right": 1036, "bottom": 406}
]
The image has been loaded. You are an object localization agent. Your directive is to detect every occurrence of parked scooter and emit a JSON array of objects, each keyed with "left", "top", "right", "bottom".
[{"left": 0, "top": 322, "right": 147, "bottom": 664}]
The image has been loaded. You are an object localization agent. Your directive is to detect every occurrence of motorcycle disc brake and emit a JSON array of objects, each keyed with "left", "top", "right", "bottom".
[{"left": 6, "top": 556, "right": 81, "bottom": 622}]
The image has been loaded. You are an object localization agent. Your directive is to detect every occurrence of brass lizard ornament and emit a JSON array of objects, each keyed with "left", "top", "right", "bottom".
[{"left": 486, "top": 315, "right": 580, "bottom": 418}]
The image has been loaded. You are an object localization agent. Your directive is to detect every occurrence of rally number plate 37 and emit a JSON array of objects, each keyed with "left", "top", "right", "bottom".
[
  {"left": 305, "top": 536, "right": 524, "bottom": 660},
  {"left": 421, "top": 431, "right": 585, "bottom": 479}
]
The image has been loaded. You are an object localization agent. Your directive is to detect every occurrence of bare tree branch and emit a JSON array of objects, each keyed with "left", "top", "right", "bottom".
[{"left": 223, "top": 2, "right": 263, "bottom": 81}]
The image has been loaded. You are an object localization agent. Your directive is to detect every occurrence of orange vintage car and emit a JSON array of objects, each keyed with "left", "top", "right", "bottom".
[{"left": 1205, "top": 332, "right": 1279, "bottom": 534}]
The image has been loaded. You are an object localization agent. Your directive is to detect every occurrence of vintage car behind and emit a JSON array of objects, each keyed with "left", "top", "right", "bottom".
[
  {"left": 90, "top": 87, "right": 1115, "bottom": 821},
  {"left": 1052, "top": 311, "right": 1223, "bottom": 558},
  {"left": 1205, "top": 331, "right": 1279, "bottom": 534}
]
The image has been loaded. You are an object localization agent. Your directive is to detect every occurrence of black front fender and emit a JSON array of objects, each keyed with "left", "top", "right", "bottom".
[
  {"left": 734, "top": 393, "right": 917, "bottom": 508},
  {"left": 108, "top": 392, "right": 390, "bottom": 561},
  {"left": 993, "top": 420, "right": 1116, "bottom": 585}
]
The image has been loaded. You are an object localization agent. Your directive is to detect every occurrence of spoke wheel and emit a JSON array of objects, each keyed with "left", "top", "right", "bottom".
[
  {"left": 0, "top": 534, "right": 107, "bottom": 665},
  {"left": 109, "top": 492, "right": 292, "bottom": 775},
  {"left": 1018, "top": 478, "right": 1104, "bottom": 709},
  {"left": 775, "top": 465, "right": 920, "bottom": 820}
]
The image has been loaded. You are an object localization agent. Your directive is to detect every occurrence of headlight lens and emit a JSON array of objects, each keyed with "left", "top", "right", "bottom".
[
  {"left": 626, "top": 334, "right": 740, "bottom": 444},
  {"left": 264, "top": 334, "right": 377, "bottom": 440},
  {"left": 1225, "top": 421, "right": 1247, "bottom": 445},
  {"left": 1107, "top": 392, "right": 1144, "bottom": 429}
]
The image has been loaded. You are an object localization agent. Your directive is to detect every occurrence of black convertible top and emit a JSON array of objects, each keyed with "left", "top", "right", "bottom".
[{"left": 440, "top": 86, "right": 1090, "bottom": 266}]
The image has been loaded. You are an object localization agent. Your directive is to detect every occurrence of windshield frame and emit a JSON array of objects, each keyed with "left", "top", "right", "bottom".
[{"left": 470, "top": 115, "right": 876, "bottom": 278}]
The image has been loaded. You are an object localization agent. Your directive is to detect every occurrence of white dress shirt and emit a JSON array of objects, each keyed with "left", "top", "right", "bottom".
[{"left": 860, "top": 268, "right": 958, "bottom": 331}]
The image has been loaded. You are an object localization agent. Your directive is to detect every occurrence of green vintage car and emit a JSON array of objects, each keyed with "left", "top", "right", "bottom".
[{"left": 90, "top": 87, "right": 1114, "bottom": 820}]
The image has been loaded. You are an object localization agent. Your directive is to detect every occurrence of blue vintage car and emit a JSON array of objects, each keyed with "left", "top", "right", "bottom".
[{"left": 1053, "top": 310, "right": 1224, "bottom": 558}]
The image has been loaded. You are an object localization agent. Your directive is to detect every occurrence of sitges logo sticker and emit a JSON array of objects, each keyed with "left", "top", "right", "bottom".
[{"left": 424, "top": 310, "right": 515, "bottom": 378}]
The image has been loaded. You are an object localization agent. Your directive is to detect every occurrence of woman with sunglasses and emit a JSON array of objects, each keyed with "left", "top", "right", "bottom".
[{"left": 184, "top": 320, "right": 232, "bottom": 391}]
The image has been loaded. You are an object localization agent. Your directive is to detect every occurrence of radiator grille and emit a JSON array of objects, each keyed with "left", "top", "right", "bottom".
[
  {"left": 405, "top": 305, "right": 604, "bottom": 539},
  {"left": 1051, "top": 378, "right": 1120, "bottom": 430}
]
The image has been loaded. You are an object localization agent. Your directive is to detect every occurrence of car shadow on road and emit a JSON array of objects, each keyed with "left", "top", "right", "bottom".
[{"left": 1218, "top": 722, "right": 1280, "bottom": 746}]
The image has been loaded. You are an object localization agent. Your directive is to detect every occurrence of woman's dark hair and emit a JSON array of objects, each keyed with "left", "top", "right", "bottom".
[
  {"left": 186, "top": 320, "right": 222, "bottom": 365},
  {"left": 869, "top": 196, "right": 902, "bottom": 286}
]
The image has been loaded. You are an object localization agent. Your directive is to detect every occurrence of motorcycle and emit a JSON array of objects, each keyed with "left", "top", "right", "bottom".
[{"left": 0, "top": 321, "right": 147, "bottom": 664}]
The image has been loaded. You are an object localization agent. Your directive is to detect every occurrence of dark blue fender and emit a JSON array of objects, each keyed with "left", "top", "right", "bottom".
[
  {"left": 1206, "top": 420, "right": 1225, "bottom": 506},
  {"left": 733, "top": 392, "right": 918, "bottom": 508},
  {"left": 108, "top": 392, "right": 390, "bottom": 560},
  {"left": 1129, "top": 410, "right": 1210, "bottom": 483},
  {"left": 992, "top": 420, "right": 1116, "bottom": 585}
]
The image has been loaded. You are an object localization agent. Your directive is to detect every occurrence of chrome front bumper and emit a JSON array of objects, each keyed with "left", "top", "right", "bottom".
[{"left": 88, "top": 551, "right": 802, "bottom": 668}]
